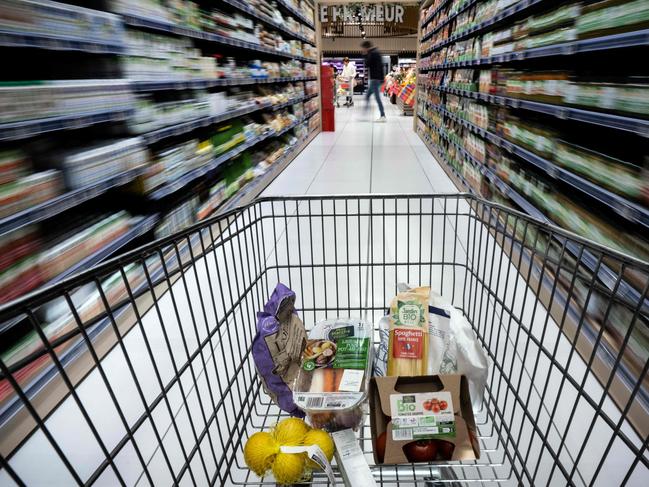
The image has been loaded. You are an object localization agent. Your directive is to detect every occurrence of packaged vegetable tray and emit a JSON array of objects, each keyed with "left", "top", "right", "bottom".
[{"left": 293, "top": 318, "right": 373, "bottom": 432}]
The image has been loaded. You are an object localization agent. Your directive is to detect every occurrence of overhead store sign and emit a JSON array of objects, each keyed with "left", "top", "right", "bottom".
[{"left": 320, "top": 4, "right": 405, "bottom": 24}]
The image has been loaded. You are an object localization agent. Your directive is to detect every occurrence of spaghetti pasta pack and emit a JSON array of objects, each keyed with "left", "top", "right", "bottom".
[{"left": 387, "top": 286, "right": 430, "bottom": 376}]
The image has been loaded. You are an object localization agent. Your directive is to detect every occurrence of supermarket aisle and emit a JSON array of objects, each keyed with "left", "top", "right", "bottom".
[
  {"left": 263, "top": 99, "right": 459, "bottom": 196},
  {"left": 2, "top": 100, "right": 630, "bottom": 487}
]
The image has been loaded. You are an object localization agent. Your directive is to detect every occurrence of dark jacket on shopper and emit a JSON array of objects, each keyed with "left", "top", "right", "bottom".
[{"left": 365, "top": 47, "right": 384, "bottom": 81}]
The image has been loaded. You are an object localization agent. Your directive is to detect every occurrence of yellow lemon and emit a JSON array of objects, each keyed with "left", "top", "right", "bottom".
[
  {"left": 272, "top": 452, "right": 306, "bottom": 485},
  {"left": 303, "top": 428, "right": 335, "bottom": 469},
  {"left": 243, "top": 431, "right": 279, "bottom": 476},
  {"left": 273, "top": 417, "right": 309, "bottom": 446}
]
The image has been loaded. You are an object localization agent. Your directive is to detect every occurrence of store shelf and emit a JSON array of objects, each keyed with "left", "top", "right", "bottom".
[
  {"left": 427, "top": 85, "right": 649, "bottom": 137},
  {"left": 421, "top": 0, "right": 453, "bottom": 29},
  {"left": 419, "top": 29, "right": 649, "bottom": 71},
  {"left": 222, "top": 0, "right": 316, "bottom": 46},
  {"left": 51, "top": 215, "right": 159, "bottom": 286},
  {"left": 147, "top": 108, "right": 318, "bottom": 200},
  {"left": 148, "top": 136, "right": 262, "bottom": 201},
  {"left": 219, "top": 127, "right": 318, "bottom": 214},
  {"left": 421, "top": 0, "right": 480, "bottom": 43},
  {"left": 276, "top": 0, "right": 316, "bottom": 29},
  {"left": 0, "top": 30, "right": 124, "bottom": 54},
  {"left": 426, "top": 102, "right": 649, "bottom": 230},
  {"left": 421, "top": 0, "right": 543, "bottom": 53},
  {"left": 418, "top": 117, "right": 648, "bottom": 315},
  {"left": 0, "top": 213, "right": 160, "bottom": 336},
  {"left": 0, "top": 126, "right": 319, "bottom": 430},
  {"left": 131, "top": 76, "right": 317, "bottom": 92},
  {"left": 142, "top": 93, "right": 315, "bottom": 145},
  {"left": 0, "top": 167, "right": 145, "bottom": 237},
  {"left": 417, "top": 1, "right": 649, "bottom": 441},
  {"left": 0, "top": 108, "right": 134, "bottom": 142},
  {"left": 122, "top": 14, "right": 317, "bottom": 63}
]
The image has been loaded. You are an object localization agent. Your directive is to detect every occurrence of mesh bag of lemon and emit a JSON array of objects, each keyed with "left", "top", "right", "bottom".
[{"left": 243, "top": 417, "right": 336, "bottom": 485}]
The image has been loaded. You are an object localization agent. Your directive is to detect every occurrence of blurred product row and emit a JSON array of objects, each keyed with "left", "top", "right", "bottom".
[
  {"left": 420, "top": 66, "right": 649, "bottom": 121},
  {"left": 1, "top": 82, "right": 318, "bottom": 216},
  {"left": 1, "top": 0, "right": 316, "bottom": 50},
  {"left": 0, "top": 67, "right": 318, "bottom": 126},
  {"left": 421, "top": 0, "right": 649, "bottom": 52},
  {"left": 418, "top": 81, "right": 649, "bottom": 207},
  {"left": 417, "top": 109, "right": 649, "bottom": 262}
]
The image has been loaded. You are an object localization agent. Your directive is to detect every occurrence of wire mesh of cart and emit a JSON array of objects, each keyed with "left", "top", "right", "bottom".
[{"left": 0, "top": 194, "right": 647, "bottom": 486}]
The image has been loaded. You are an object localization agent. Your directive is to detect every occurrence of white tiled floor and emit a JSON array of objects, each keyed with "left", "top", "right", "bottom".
[{"left": 262, "top": 99, "right": 458, "bottom": 197}]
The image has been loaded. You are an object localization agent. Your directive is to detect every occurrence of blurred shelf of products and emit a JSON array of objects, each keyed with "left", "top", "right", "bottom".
[
  {"left": 416, "top": 0, "right": 649, "bottom": 422},
  {"left": 0, "top": 0, "right": 319, "bottom": 409}
]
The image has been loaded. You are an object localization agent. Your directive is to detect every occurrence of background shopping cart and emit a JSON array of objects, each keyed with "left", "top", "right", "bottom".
[
  {"left": 335, "top": 77, "right": 354, "bottom": 108},
  {"left": 0, "top": 195, "right": 647, "bottom": 486}
]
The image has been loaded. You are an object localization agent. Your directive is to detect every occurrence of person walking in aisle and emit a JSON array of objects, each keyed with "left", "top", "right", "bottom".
[
  {"left": 361, "top": 40, "right": 386, "bottom": 122},
  {"left": 340, "top": 57, "right": 356, "bottom": 106}
]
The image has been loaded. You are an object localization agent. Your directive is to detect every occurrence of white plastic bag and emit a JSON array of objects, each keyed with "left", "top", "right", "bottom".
[
  {"left": 374, "top": 284, "right": 489, "bottom": 410},
  {"left": 426, "top": 290, "right": 489, "bottom": 409}
]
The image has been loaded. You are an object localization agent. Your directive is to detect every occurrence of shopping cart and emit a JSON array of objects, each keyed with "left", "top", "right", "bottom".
[
  {"left": 335, "top": 76, "right": 354, "bottom": 108},
  {"left": 0, "top": 195, "right": 647, "bottom": 486}
]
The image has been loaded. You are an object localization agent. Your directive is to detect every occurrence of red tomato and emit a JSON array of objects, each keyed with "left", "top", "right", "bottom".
[
  {"left": 436, "top": 440, "right": 455, "bottom": 461},
  {"left": 404, "top": 440, "right": 438, "bottom": 463},
  {"left": 375, "top": 431, "right": 386, "bottom": 463},
  {"left": 431, "top": 398, "right": 439, "bottom": 405},
  {"left": 431, "top": 404, "right": 440, "bottom": 413},
  {"left": 423, "top": 400, "right": 432, "bottom": 411},
  {"left": 439, "top": 400, "right": 448, "bottom": 411}
]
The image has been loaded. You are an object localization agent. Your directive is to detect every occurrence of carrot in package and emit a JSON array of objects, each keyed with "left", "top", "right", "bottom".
[{"left": 293, "top": 318, "right": 372, "bottom": 431}]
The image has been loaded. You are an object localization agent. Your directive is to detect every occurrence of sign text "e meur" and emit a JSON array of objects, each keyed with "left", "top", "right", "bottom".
[{"left": 319, "top": 4, "right": 405, "bottom": 24}]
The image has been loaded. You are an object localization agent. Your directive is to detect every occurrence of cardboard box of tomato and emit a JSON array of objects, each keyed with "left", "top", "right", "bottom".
[{"left": 369, "top": 375, "right": 480, "bottom": 464}]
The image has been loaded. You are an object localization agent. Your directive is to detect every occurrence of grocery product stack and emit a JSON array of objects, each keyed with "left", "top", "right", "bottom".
[
  {"left": 416, "top": 0, "right": 649, "bottom": 443},
  {"left": 244, "top": 283, "right": 488, "bottom": 485},
  {"left": 384, "top": 67, "right": 418, "bottom": 115},
  {"left": 0, "top": 0, "right": 319, "bottom": 429},
  {"left": 417, "top": 0, "right": 649, "bottom": 261}
]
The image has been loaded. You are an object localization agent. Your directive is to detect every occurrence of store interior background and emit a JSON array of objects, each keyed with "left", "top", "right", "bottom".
[{"left": 0, "top": 0, "right": 647, "bottom": 486}]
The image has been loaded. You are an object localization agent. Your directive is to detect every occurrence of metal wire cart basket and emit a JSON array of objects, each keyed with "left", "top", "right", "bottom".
[{"left": 0, "top": 195, "right": 646, "bottom": 486}]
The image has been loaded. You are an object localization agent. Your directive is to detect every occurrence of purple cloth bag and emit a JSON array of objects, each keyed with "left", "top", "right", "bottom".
[{"left": 253, "top": 283, "right": 307, "bottom": 417}]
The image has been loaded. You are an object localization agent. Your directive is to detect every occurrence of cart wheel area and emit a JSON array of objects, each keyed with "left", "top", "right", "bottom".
[{"left": 0, "top": 196, "right": 646, "bottom": 486}]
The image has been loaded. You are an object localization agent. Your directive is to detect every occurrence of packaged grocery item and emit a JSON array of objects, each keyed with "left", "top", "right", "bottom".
[
  {"left": 425, "top": 292, "right": 488, "bottom": 409},
  {"left": 253, "top": 284, "right": 307, "bottom": 418},
  {"left": 369, "top": 375, "right": 480, "bottom": 464},
  {"left": 243, "top": 417, "right": 335, "bottom": 485},
  {"left": 332, "top": 429, "right": 377, "bottom": 487},
  {"left": 555, "top": 140, "right": 647, "bottom": 201},
  {"left": 375, "top": 285, "right": 489, "bottom": 409},
  {"left": 576, "top": 0, "right": 649, "bottom": 39},
  {"left": 387, "top": 287, "right": 430, "bottom": 376},
  {"left": 293, "top": 318, "right": 372, "bottom": 431}
]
